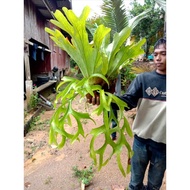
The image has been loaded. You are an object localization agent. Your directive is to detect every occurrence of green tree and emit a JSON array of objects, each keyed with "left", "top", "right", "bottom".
[
  {"left": 128, "top": 0, "right": 165, "bottom": 56},
  {"left": 155, "top": 0, "right": 166, "bottom": 37}
]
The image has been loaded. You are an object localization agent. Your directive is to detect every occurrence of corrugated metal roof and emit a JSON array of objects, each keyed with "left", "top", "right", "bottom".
[{"left": 31, "top": 0, "right": 72, "bottom": 19}]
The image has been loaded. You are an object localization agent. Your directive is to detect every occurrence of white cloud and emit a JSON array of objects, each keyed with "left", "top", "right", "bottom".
[{"left": 72, "top": 0, "right": 103, "bottom": 18}]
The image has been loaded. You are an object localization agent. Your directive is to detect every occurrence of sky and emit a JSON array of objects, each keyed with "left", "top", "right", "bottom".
[{"left": 72, "top": 0, "right": 144, "bottom": 18}]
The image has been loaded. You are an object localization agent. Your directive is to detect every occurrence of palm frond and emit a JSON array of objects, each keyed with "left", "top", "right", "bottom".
[
  {"left": 101, "top": 0, "right": 129, "bottom": 40},
  {"left": 155, "top": 0, "right": 166, "bottom": 11}
]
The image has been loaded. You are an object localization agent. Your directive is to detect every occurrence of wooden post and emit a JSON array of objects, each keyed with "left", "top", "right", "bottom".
[
  {"left": 24, "top": 43, "right": 31, "bottom": 80},
  {"left": 24, "top": 42, "right": 33, "bottom": 110}
]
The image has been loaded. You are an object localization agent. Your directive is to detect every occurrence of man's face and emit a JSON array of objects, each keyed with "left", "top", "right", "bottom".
[{"left": 153, "top": 44, "right": 166, "bottom": 74}]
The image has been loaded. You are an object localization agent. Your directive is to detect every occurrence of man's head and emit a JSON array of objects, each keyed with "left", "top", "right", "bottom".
[{"left": 153, "top": 38, "right": 166, "bottom": 75}]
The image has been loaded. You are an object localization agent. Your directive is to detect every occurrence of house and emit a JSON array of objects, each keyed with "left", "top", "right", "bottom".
[{"left": 24, "top": 0, "right": 72, "bottom": 109}]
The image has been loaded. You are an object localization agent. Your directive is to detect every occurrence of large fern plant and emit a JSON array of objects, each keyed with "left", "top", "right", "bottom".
[{"left": 45, "top": 6, "right": 146, "bottom": 176}]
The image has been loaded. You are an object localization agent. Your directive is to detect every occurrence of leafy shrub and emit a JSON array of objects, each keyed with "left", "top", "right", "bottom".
[{"left": 72, "top": 163, "right": 95, "bottom": 185}]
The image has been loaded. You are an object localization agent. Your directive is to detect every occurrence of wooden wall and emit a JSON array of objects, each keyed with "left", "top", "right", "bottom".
[
  {"left": 48, "top": 22, "right": 70, "bottom": 72},
  {"left": 24, "top": 0, "right": 70, "bottom": 77},
  {"left": 24, "top": 0, "right": 49, "bottom": 46}
]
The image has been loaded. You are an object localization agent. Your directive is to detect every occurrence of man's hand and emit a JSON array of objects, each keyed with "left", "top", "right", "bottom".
[
  {"left": 85, "top": 78, "right": 117, "bottom": 106},
  {"left": 86, "top": 91, "right": 100, "bottom": 105}
]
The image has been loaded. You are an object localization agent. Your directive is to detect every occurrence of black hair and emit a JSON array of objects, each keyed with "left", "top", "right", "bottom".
[{"left": 154, "top": 38, "right": 166, "bottom": 50}]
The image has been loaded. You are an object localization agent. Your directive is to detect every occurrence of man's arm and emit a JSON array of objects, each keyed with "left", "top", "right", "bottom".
[
  {"left": 86, "top": 74, "right": 142, "bottom": 110},
  {"left": 111, "top": 75, "right": 142, "bottom": 111}
]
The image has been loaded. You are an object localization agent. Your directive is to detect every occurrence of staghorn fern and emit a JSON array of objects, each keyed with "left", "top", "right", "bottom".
[{"left": 45, "top": 6, "right": 146, "bottom": 176}]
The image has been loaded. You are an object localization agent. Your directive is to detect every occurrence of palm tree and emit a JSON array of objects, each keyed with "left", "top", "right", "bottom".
[
  {"left": 87, "top": 0, "right": 151, "bottom": 42},
  {"left": 99, "top": 0, "right": 151, "bottom": 88},
  {"left": 101, "top": 0, "right": 129, "bottom": 40}
]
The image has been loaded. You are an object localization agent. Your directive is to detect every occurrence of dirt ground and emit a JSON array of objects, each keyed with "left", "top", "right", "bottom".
[{"left": 24, "top": 95, "right": 166, "bottom": 190}]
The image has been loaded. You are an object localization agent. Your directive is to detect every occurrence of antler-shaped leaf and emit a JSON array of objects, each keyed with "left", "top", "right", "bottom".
[
  {"left": 45, "top": 6, "right": 146, "bottom": 176},
  {"left": 89, "top": 91, "right": 133, "bottom": 176}
]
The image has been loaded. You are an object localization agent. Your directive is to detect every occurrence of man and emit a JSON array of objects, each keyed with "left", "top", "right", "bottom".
[
  {"left": 87, "top": 38, "right": 166, "bottom": 189},
  {"left": 119, "top": 38, "right": 166, "bottom": 190}
]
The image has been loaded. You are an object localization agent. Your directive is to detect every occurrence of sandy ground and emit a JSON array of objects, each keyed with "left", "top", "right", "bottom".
[{"left": 24, "top": 96, "right": 166, "bottom": 190}]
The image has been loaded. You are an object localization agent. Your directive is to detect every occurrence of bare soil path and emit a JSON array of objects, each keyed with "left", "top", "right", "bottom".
[{"left": 24, "top": 96, "right": 166, "bottom": 190}]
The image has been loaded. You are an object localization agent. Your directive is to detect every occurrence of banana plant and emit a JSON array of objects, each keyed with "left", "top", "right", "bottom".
[{"left": 45, "top": 6, "right": 146, "bottom": 177}]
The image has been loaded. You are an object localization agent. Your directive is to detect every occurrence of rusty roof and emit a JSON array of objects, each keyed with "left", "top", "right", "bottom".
[{"left": 31, "top": 0, "right": 72, "bottom": 19}]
